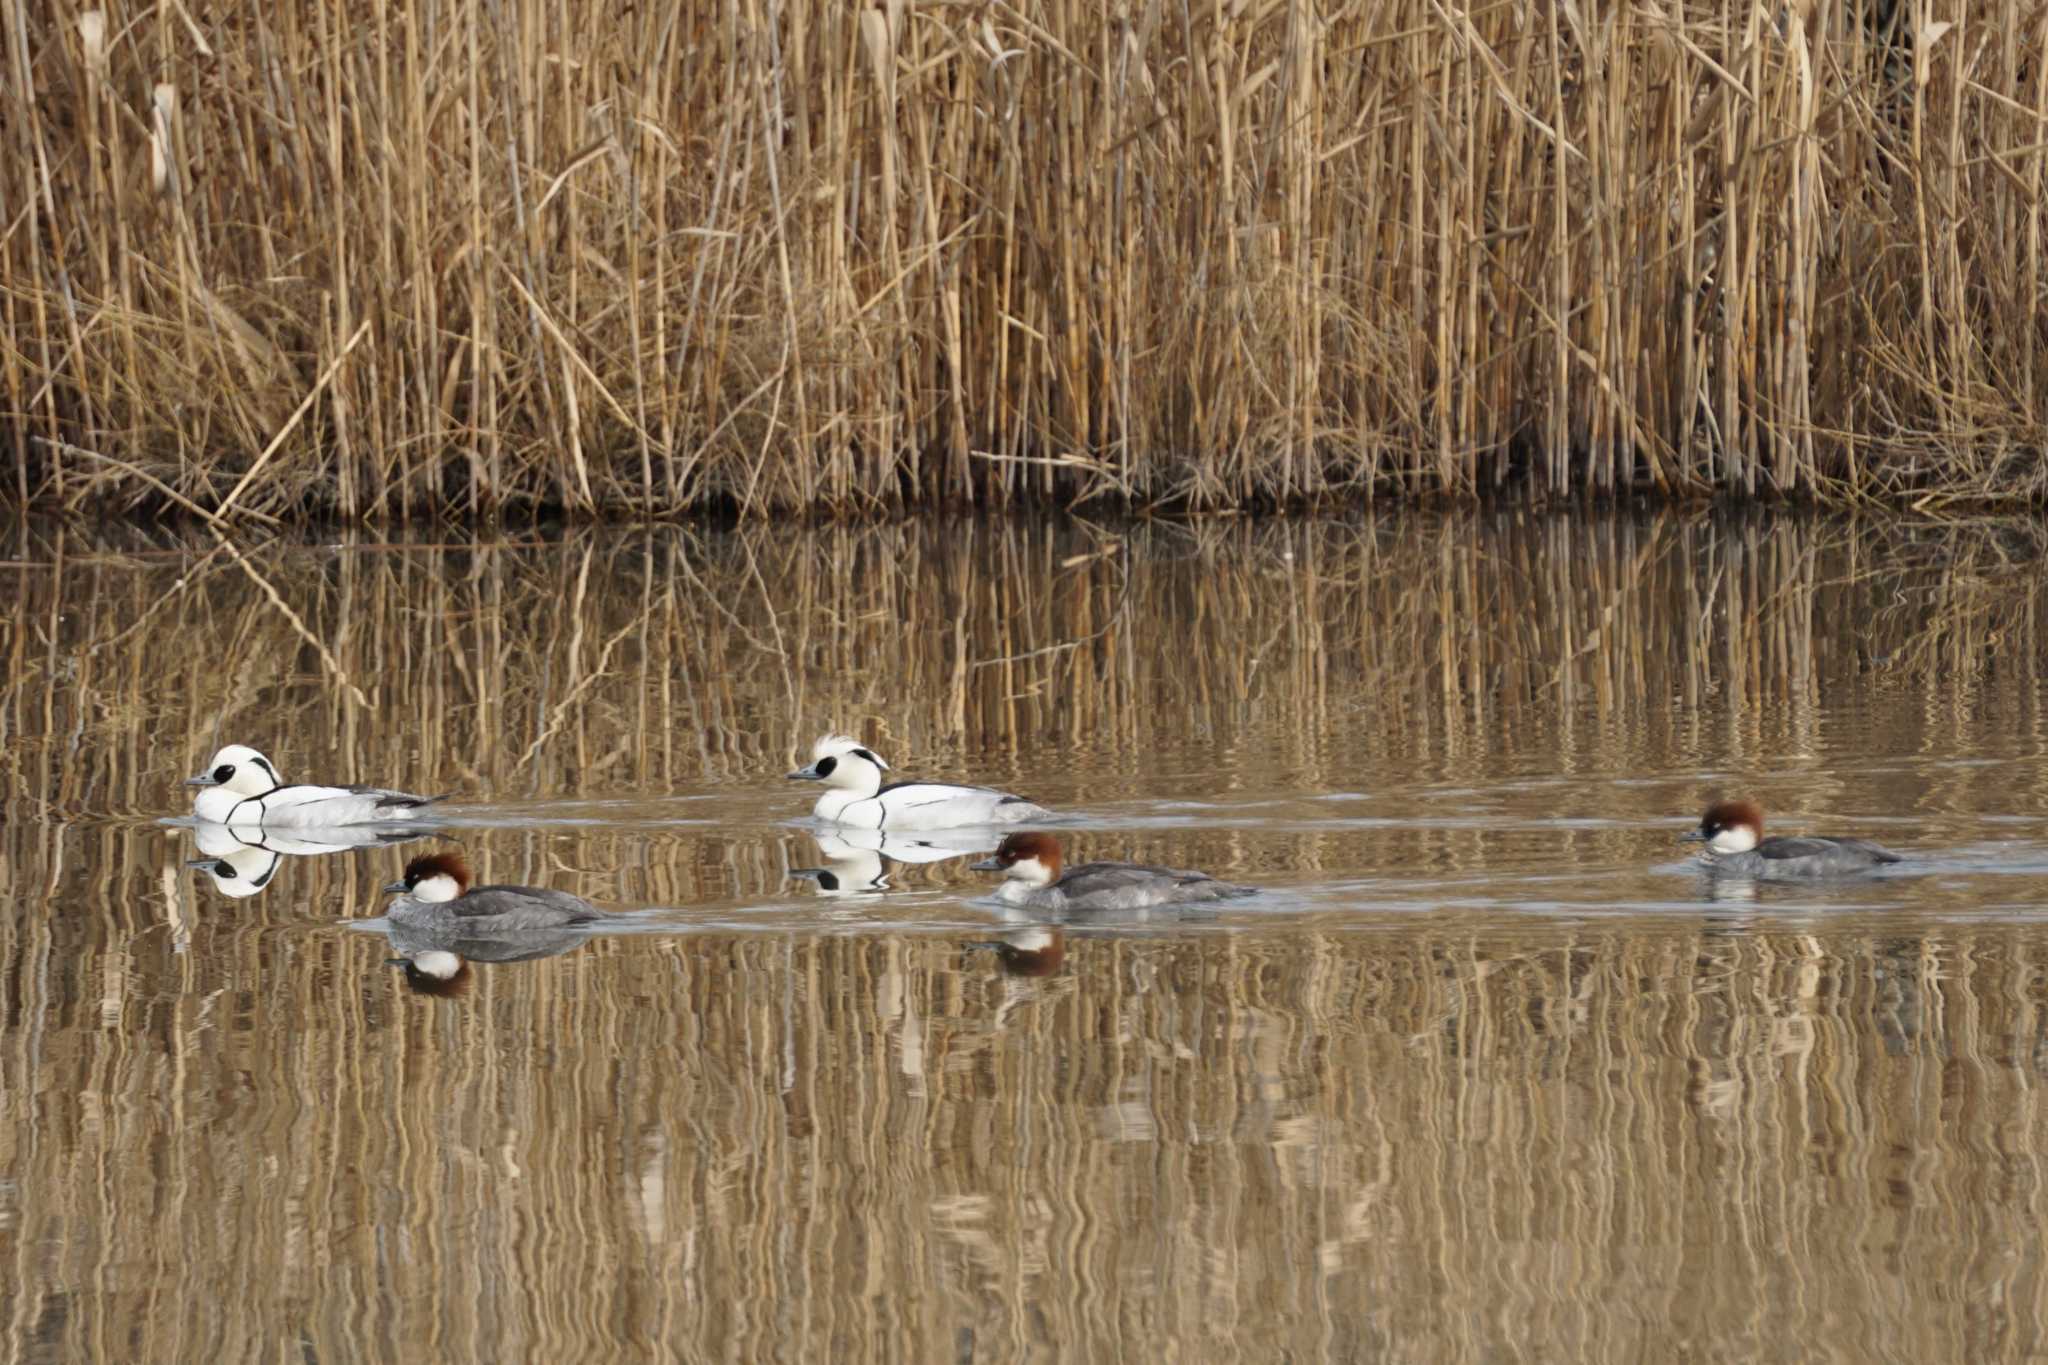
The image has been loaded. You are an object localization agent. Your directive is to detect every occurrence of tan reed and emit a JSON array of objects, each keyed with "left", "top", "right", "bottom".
[{"left": 3, "top": 3, "right": 2047, "bottom": 517}]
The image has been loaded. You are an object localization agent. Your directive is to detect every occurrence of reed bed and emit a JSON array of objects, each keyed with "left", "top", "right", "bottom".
[{"left": 4, "top": 2, "right": 2047, "bottom": 518}]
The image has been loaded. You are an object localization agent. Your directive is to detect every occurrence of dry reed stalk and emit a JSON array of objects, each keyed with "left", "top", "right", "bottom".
[{"left": 3, "top": 2, "right": 2048, "bottom": 518}]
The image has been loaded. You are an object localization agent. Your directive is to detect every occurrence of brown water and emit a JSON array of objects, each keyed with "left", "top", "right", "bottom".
[{"left": 4, "top": 512, "right": 2048, "bottom": 1361}]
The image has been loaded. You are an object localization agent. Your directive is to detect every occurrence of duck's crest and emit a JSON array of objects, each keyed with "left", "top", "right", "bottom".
[{"left": 812, "top": 733, "right": 861, "bottom": 760}]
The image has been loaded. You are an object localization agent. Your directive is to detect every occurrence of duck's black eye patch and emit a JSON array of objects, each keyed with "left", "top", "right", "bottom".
[
  {"left": 853, "top": 749, "right": 878, "bottom": 763},
  {"left": 815, "top": 872, "right": 841, "bottom": 891},
  {"left": 214, "top": 764, "right": 235, "bottom": 783},
  {"left": 815, "top": 756, "right": 838, "bottom": 778}
]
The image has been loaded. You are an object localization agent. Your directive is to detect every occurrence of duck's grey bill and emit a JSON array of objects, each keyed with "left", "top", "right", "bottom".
[
  {"left": 968, "top": 856, "right": 1002, "bottom": 871},
  {"left": 785, "top": 765, "right": 822, "bottom": 781},
  {"left": 1679, "top": 829, "right": 1706, "bottom": 843},
  {"left": 382, "top": 879, "right": 408, "bottom": 894},
  {"left": 184, "top": 856, "right": 226, "bottom": 871},
  {"left": 184, "top": 774, "right": 216, "bottom": 787}
]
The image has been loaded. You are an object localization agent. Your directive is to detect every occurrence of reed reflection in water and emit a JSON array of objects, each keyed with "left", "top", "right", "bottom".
[{"left": 3, "top": 512, "right": 2048, "bottom": 1360}]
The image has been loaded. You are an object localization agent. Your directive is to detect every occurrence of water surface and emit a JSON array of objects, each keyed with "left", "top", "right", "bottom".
[{"left": 4, "top": 512, "right": 2048, "bottom": 1360}]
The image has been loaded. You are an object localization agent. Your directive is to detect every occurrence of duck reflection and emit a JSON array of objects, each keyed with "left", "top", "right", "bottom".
[
  {"left": 969, "top": 890, "right": 1236, "bottom": 980},
  {"left": 787, "top": 828, "right": 997, "bottom": 898},
  {"left": 986, "top": 925, "right": 1066, "bottom": 977},
  {"left": 383, "top": 921, "right": 599, "bottom": 997},
  {"left": 185, "top": 820, "right": 431, "bottom": 899},
  {"left": 391, "top": 948, "right": 474, "bottom": 997}
]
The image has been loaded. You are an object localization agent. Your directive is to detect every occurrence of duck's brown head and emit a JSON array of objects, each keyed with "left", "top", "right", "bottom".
[
  {"left": 1684, "top": 799, "right": 1764, "bottom": 855},
  {"left": 385, "top": 851, "right": 472, "bottom": 901},
  {"left": 969, "top": 831, "right": 1064, "bottom": 886}
]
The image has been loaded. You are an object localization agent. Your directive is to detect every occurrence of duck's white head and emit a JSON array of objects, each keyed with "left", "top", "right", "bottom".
[
  {"left": 186, "top": 744, "right": 284, "bottom": 798},
  {"left": 1683, "top": 799, "right": 1763, "bottom": 855},
  {"left": 969, "top": 831, "right": 1063, "bottom": 888},
  {"left": 785, "top": 733, "right": 890, "bottom": 796},
  {"left": 383, "top": 851, "right": 472, "bottom": 903}
]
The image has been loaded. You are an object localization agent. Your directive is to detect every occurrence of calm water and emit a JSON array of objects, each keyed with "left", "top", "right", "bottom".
[{"left": 5, "top": 511, "right": 2048, "bottom": 1361}]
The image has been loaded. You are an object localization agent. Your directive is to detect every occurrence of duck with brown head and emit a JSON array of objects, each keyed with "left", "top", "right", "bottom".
[
  {"left": 382, "top": 852, "right": 607, "bottom": 933},
  {"left": 970, "top": 832, "right": 1257, "bottom": 915},
  {"left": 1682, "top": 798, "right": 1902, "bottom": 878}
]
